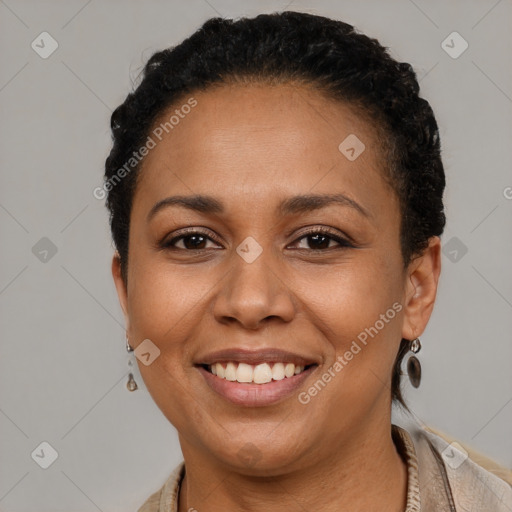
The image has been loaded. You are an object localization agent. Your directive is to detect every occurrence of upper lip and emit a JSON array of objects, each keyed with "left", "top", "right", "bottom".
[{"left": 196, "top": 348, "right": 320, "bottom": 367}]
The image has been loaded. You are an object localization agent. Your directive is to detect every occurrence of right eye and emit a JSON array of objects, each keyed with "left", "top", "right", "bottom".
[{"left": 161, "top": 229, "right": 222, "bottom": 251}]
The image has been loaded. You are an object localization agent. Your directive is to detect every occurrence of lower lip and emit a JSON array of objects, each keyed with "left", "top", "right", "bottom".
[{"left": 197, "top": 365, "right": 317, "bottom": 407}]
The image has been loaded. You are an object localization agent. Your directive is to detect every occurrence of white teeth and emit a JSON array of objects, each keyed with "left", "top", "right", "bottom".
[
  {"left": 253, "top": 363, "right": 273, "bottom": 384},
  {"left": 236, "top": 363, "right": 254, "bottom": 383},
  {"left": 272, "top": 362, "right": 285, "bottom": 380},
  {"left": 284, "top": 363, "right": 295, "bottom": 378},
  {"left": 215, "top": 363, "right": 225, "bottom": 378},
  {"left": 225, "top": 362, "right": 237, "bottom": 381},
  {"left": 207, "top": 361, "right": 309, "bottom": 383}
]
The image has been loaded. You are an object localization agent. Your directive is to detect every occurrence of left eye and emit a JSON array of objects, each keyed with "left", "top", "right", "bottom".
[{"left": 290, "top": 231, "right": 352, "bottom": 251}]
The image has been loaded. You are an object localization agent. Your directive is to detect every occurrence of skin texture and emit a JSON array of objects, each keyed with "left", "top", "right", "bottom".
[{"left": 112, "top": 83, "right": 441, "bottom": 511}]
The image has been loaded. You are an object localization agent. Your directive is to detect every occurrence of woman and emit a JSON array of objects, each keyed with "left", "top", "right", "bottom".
[{"left": 103, "top": 11, "right": 512, "bottom": 511}]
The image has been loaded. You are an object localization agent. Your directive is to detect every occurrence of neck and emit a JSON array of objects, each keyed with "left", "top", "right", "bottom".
[{"left": 177, "top": 418, "right": 408, "bottom": 512}]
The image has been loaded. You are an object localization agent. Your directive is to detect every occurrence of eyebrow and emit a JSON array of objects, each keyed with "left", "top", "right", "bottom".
[{"left": 147, "top": 193, "right": 370, "bottom": 222}]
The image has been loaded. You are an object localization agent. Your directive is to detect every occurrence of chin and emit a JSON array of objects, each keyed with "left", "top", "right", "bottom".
[{"left": 199, "top": 427, "right": 311, "bottom": 476}]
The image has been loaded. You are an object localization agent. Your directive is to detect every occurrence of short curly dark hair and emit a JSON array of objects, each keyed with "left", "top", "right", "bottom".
[{"left": 104, "top": 11, "right": 445, "bottom": 409}]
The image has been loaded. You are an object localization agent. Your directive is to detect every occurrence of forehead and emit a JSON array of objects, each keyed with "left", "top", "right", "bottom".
[{"left": 134, "top": 83, "right": 393, "bottom": 218}]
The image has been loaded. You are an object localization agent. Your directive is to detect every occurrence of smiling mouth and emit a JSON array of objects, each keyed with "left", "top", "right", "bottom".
[{"left": 200, "top": 361, "right": 317, "bottom": 384}]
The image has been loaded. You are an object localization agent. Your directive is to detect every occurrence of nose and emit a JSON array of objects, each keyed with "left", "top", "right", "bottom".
[{"left": 212, "top": 248, "right": 296, "bottom": 330}]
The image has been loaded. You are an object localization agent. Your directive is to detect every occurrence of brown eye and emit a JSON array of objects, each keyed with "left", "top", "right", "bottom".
[
  {"left": 291, "top": 229, "right": 354, "bottom": 251},
  {"left": 162, "top": 230, "right": 221, "bottom": 251}
]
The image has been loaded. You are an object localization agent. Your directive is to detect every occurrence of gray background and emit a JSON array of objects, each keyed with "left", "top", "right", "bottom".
[{"left": 0, "top": 0, "right": 511, "bottom": 510}]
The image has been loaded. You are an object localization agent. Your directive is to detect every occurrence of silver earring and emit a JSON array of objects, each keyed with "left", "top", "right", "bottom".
[
  {"left": 126, "top": 335, "right": 138, "bottom": 392},
  {"left": 407, "top": 337, "right": 422, "bottom": 388}
]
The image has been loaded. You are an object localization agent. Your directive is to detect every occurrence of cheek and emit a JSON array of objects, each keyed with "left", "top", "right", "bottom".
[
  {"left": 125, "top": 256, "right": 208, "bottom": 427},
  {"left": 293, "top": 265, "right": 404, "bottom": 433},
  {"left": 127, "top": 256, "right": 211, "bottom": 342},
  {"left": 295, "top": 249, "right": 402, "bottom": 332},
  {"left": 294, "top": 252, "right": 404, "bottom": 389}
]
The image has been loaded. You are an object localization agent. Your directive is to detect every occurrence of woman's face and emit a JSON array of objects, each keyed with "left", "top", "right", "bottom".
[{"left": 113, "top": 83, "right": 439, "bottom": 474}]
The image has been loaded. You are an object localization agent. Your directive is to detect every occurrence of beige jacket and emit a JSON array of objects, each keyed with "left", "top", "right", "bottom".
[{"left": 138, "top": 424, "right": 512, "bottom": 511}]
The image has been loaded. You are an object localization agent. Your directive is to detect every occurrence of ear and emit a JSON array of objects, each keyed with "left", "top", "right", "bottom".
[
  {"left": 401, "top": 236, "right": 442, "bottom": 341},
  {"left": 112, "top": 252, "right": 129, "bottom": 330}
]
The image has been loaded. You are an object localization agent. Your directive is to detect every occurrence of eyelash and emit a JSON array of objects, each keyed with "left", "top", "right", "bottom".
[{"left": 160, "top": 227, "right": 355, "bottom": 252}]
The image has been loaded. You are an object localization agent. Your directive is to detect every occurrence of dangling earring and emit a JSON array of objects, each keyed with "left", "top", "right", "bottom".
[
  {"left": 126, "top": 335, "right": 138, "bottom": 392},
  {"left": 407, "top": 337, "right": 422, "bottom": 388}
]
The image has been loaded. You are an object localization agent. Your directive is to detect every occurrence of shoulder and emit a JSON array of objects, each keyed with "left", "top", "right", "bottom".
[
  {"left": 137, "top": 462, "right": 185, "bottom": 512},
  {"left": 404, "top": 423, "right": 512, "bottom": 511},
  {"left": 137, "top": 488, "right": 160, "bottom": 512}
]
